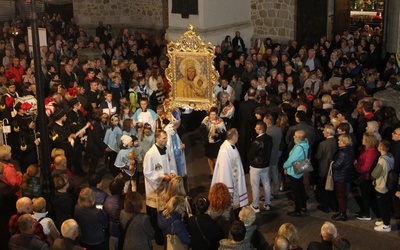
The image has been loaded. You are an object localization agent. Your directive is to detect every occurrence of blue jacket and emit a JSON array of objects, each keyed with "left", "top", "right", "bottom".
[
  {"left": 158, "top": 212, "right": 191, "bottom": 245},
  {"left": 283, "top": 140, "right": 309, "bottom": 179}
]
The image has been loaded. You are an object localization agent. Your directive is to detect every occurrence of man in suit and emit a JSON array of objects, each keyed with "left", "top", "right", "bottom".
[
  {"left": 99, "top": 90, "right": 118, "bottom": 117},
  {"left": 232, "top": 31, "right": 246, "bottom": 53},
  {"left": 302, "top": 48, "right": 322, "bottom": 71},
  {"left": 315, "top": 125, "right": 338, "bottom": 212},
  {"left": 237, "top": 88, "right": 262, "bottom": 173}
]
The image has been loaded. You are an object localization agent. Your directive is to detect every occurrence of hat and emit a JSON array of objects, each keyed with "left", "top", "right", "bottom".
[
  {"left": 69, "top": 98, "right": 79, "bottom": 107},
  {"left": 21, "top": 102, "right": 33, "bottom": 111},
  {"left": 121, "top": 135, "right": 132, "bottom": 147},
  {"left": 53, "top": 108, "right": 66, "bottom": 121},
  {"left": 131, "top": 135, "right": 138, "bottom": 143}
]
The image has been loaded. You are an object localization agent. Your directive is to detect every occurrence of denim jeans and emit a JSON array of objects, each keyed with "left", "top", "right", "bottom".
[{"left": 250, "top": 166, "right": 271, "bottom": 207}]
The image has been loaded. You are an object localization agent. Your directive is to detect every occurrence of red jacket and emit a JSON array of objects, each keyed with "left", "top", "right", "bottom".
[
  {"left": 1, "top": 161, "right": 22, "bottom": 197},
  {"left": 354, "top": 147, "right": 379, "bottom": 180},
  {"left": 6, "top": 64, "right": 25, "bottom": 85}
]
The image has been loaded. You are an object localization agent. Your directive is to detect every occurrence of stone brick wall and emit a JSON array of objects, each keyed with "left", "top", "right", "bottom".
[
  {"left": 73, "top": 0, "right": 168, "bottom": 36},
  {"left": 250, "top": 0, "right": 296, "bottom": 44}
]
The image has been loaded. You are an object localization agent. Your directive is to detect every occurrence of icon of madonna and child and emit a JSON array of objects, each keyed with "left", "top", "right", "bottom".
[{"left": 176, "top": 57, "right": 209, "bottom": 99}]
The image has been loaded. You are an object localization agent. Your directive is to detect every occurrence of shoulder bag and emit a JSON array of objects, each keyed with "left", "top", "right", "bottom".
[
  {"left": 292, "top": 144, "right": 313, "bottom": 175},
  {"left": 166, "top": 222, "right": 188, "bottom": 250},
  {"left": 325, "top": 161, "right": 334, "bottom": 191}
]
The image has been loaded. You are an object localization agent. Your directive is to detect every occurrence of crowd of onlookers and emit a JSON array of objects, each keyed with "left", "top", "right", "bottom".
[{"left": 0, "top": 10, "right": 400, "bottom": 250}]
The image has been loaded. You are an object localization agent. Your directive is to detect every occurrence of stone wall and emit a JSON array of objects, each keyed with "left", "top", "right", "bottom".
[
  {"left": 73, "top": 0, "right": 168, "bottom": 36},
  {"left": 250, "top": 0, "right": 296, "bottom": 45}
]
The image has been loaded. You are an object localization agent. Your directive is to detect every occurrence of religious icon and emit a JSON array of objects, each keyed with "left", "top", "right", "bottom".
[{"left": 165, "top": 25, "right": 219, "bottom": 112}]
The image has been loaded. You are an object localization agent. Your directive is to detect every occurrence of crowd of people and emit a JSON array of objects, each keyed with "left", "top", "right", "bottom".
[{"left": 0, "top": 10, "right": 400, "bottom": 250}]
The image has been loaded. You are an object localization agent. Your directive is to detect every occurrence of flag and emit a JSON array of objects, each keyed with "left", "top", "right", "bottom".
[{"left": 260, "top": 41, "right": 265, "bottom": 55}]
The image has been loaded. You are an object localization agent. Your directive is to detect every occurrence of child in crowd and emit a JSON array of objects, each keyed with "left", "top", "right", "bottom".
[{"left": 104, "top": 114, "right": 122, "bottom": 176}]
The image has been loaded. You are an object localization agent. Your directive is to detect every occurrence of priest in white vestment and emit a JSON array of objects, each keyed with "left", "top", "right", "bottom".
[{"left": 211, "top": 128, "right": 248, "bottom": 215}]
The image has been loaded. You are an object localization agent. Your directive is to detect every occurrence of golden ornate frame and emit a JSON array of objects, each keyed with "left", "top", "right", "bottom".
[{"left": 165, "top": 25, "right": 219, "bottom": 112}]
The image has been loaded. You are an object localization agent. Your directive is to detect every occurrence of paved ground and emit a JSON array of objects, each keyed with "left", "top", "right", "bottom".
[{"left": 75, "top": 134, "right": 400, "bottom": 250}]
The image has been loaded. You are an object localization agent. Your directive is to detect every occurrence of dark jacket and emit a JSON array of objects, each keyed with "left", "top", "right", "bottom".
[
  {"left": 120, "top": 210, "right": 154, "bottom": 250},
  {"left": 0, "top": 180, "right": 18, "bottom": 250},
  {"left": 332, "top": 146, "right": 355, "bottom": 183},
  {"left": 307, "top": 240, "right": 333, "bottom": 250},
  {"left": 315, "top": 137, "right": 337, "bottom": 178},
  {"left": 103, "top": 194, "right": 124, "bottom": 237},
  {"left": 158, "top": 212, "right": 191, "bottom": 245},
  {"left": 187, "top": 213, "right": 224, "bottom": 250},
  {"left": 52, "top": 237, "right": 83, "bottom": 250},
  {"left": 74, "top": 205, "right": 108, "bottom": 245},
  {"left": 86, "top": 119, "right": 107, "bottom": 158},
  {"left": 248, "top": 133, "right": 273, "bottom": 168},
  {"left": 51, "top": 191, "right": 75, "bottom": 230},
  {"left": 8, "top": 233, "right": 49, "bottom": 250}
]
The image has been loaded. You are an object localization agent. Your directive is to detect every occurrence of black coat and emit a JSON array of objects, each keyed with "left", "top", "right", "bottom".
[
  {"left": 86, "top": 120, "right": 107, "bottom": 158},
  {"left": 187, "top": 213, "right": 225, "bottom": 250},
  {"left": 332, "top": 146, "right": 355, "bottom": 183},
  {"left": 248, "top": 133, "right": 273, "bottom": 168}
]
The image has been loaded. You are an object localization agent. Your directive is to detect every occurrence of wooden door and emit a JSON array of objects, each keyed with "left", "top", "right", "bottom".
[
  {"left": 333, "top": 0, "right": 350, "bottom": 36},
  {"left": 296, "top": 0, "right": 328, "bottom": 47}
]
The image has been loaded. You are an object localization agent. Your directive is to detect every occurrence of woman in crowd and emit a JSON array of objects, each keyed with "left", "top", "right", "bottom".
[
  {"left": 0, "top": 145, "right": 22, "bottom": 197},
  {"left": 331, "top": 134, "right": 355, "bottom": 221},
  {"left": 354, "top": 132, "right": 379, "bottom": 220},
  {"left": 158, "top": 196, "right": 191, "bottom": 247},
  {"left": 208, "top": 182, "right": 233, "bottom": 236},
  {"left": 32, "top": 197, "right": 61, "bottom": 245},
  {"left": 239, "top": 206, "right": 268, "bottom": 250},
  {"left": 51, "top": 174, "right": 75, "bottom": 230},
  {"left": 200, "top": 107, "right": 226, "bottom": 178},
  {"left": 104, "top": 114, "right": 122, "bottom": 176},
  {"left": 164, "top": 176, "right": 192, "bottom": 217},
  {"left": 120, "top": 192, "right": 154, "bottom": 250},
  {"left": 221, "top": 35, "right": 233, "bottom": 53},
  {"left": 21, "top": 164, "right": 42, "bottom": 198},
  {"left": 103, "top": 178, "right": 125, "bottom": 250},
  {"left": 137, "top": 122, "right": 155, "bottom": 153},
  {"left": 74, "top": 187, "right": 108, "bottom": 250},
  {"left": 218, "top": 92, "right": 235, "bottom": 130},
  {"left": 188, "top": 197, "right": 224, "bottom": 250},
  {"left": 276, "top": 223, "right": 302, "bottom": 250},
  {"left": 283, "top": 130, "right": 309, "bottom": 217}
]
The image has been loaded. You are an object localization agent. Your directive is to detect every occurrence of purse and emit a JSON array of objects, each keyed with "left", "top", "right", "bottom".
[
  {"left": 292, "top": 144, "right": 313, "bottom": 175},
  {"left": 325, "top": 161, "right": 334, "bottom": 191},
  {"left": 166, "top": 223, "right": 188, "bottom": 250}
]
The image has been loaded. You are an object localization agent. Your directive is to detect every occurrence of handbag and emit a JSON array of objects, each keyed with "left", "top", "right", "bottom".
[
  {"left": 325, "top": 161, "right": 334, "bottom": 191},
  {"left": 292, "top": 144, "right": 313, "bottom": 175},
  {"left": 166, "top": 223, "right": 188, "bottom": 250}
]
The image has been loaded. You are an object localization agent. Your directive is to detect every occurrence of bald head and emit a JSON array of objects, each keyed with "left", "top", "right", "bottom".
[{"left": 16, "top": 197, "right": 33, "bottom": 214}]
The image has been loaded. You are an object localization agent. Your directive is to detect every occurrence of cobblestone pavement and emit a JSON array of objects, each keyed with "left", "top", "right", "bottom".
[{"left": 77, "top": 135, "right": 400, "bottom": 250}]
